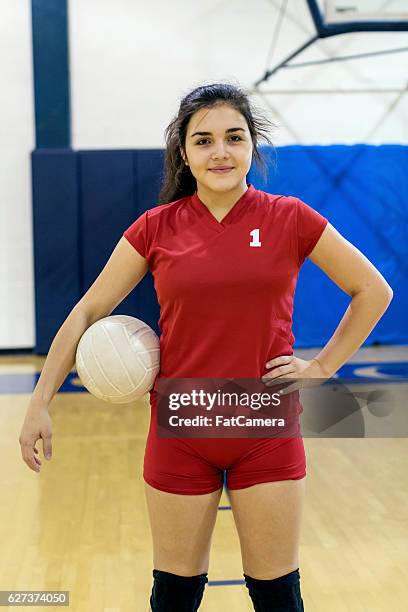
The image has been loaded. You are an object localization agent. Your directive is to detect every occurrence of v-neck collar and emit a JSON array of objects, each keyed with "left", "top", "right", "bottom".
[{"left": 190, "top": 183, "right": 257, "bottom": 233}]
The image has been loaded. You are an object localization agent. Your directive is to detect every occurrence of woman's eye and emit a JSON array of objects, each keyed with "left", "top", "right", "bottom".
[{"left": 196, "top": 135, "right": 242, "bottom": 145}]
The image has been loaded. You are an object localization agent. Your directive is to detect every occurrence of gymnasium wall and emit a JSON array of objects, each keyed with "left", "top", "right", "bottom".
[
  {"left": 31, "top": 145, "right": 407, "bottom": 354},
  {"left": 0, "top": 0, "right": 35, "bottom": 349},
  {"left": 2, "top": 0, "right": 408, "bottom": 351},
  {"left": 68, "top": 0, "right": 408, "bottom": 149}
]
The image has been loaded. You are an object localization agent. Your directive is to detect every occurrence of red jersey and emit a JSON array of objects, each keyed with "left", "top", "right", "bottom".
[{"left": 123, "top": 183, "right": 328, "bottom": 381}]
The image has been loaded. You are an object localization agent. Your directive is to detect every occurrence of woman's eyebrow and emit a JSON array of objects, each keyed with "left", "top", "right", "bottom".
[{"left": 190, "top": 127, "right": 246, "bottom": 138}]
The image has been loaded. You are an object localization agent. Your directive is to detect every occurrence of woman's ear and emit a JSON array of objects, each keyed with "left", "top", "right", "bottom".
[{"left": 180, "top": 148, "right": 189, "bottom": 166}]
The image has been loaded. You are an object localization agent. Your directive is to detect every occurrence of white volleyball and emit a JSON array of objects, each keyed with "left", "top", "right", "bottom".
[{"left": 75, "top": 315, "right": 160, "bottom": 403}]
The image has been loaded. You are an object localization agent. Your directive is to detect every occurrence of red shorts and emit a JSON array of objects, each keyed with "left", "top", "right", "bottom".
[{"left": 143, "top": 396, "right": 306, "bottom": 495}]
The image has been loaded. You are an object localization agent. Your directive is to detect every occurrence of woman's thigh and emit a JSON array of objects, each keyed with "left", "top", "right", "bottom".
[
  {"left": 144, "top": 482, "right": 223, "bottom": 576},
  {"left": 228, "top": 476, "right": 306, "bottom": 580}
]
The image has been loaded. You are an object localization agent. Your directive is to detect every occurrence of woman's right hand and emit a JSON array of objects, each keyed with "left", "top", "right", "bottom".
[{"left": 19, "top": 400, "right": 53, "bottom": 473}]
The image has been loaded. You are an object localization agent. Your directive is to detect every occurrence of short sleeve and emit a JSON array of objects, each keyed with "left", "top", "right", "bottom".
[
  {"left": 123, "top": 210, "right": 148, "bottom": 258},
  {"left": 295, "top": 198, "right": 328, "bottom": 265}
]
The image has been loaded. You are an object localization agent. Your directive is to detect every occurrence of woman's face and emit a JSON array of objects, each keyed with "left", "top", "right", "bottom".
[{"left": 182, "top": 104, "right": 253, "bottom": 195}]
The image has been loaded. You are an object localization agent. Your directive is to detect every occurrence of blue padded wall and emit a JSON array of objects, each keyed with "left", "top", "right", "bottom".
[
  {"left": 32, "top": 145, "right": 406, "bottom": 353},
  {"left": 250, "top": 144, "right": 407, "bottom": 347},
  {"left": 132, "top": 149, "right": 165, "bottom": 329},
  {"left": 32, "top": 149, "right": 165, "bottom": 353},
  {"left": 79, "top": 149, "right": 163, "bottom": 335},
  {"left": 79, "top": 150, "right": 135, "bottom": 300},
  {"left": 32, "top": 150, "right": 80, "bottom": 353}
]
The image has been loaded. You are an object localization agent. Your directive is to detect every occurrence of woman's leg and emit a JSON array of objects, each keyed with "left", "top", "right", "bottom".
[
  {"left": 144, "top": 482, "right": 223, "bottom": 576},
  {"left": 228, "top": 477, "right": 306, "bottom": 579},
  {"left": 144, "top": 482, "right": 223, "bottom": 611},
  {"left": 228, "top": 477, "right": 306, "bottom": 611}
]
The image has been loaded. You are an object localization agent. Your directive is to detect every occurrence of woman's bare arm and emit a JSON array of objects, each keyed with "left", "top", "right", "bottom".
[
  {"left": 20, "top": 237, "right": 148, "bottom": 471},
  {"left": 29, "top": 237, "right": 148, "bottom": 407},
  {"left": 307, "top": 223, "right": 393, "bottom": 376}
]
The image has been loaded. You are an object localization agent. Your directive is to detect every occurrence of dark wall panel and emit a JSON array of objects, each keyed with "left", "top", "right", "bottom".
[
  {"left": 33, "top": 146, "right": 406, "bottom": 353},
  {"left": 78, "top": 150, "right": 163, "bottom": 335},
  {"left": 131, "top": 149, "right": 165, "bottom": 333},
  {"left": 32, "top": 149, "right": 79, "bottom": 353},
  {"left": 79, "top": 150, "right": 135, "bottom": 290},
  {"left": 31, "top": 0, "right": 70, "bottom": 147},
  {"left": 249, "top": 144, "right": 407, "bottom": 346}
]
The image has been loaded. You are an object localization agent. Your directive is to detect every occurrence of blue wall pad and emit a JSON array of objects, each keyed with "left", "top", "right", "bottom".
[
  {"left": 31, "top": 0, "right": 70, "bottom": 147},
  {"left": 132, "top": 149, "right": 165, "bottom": 329},
  {"left": 78, "top": 149, "right": 162, "bottom": 333},
  {"left": 32, "top": 149, "right": 80, "bottom": 354},
  {"left": 33, "top": 145, "right": 407, "bottom": 354},
  {"left": 250, "top": 144, "right": 407, "bottom": 346},
  {"left": 79, "top": 150, "right": 135, "bottom": 301}
]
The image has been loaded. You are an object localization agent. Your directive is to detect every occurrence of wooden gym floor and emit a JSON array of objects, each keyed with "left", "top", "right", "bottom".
[{"left": 0, "top": 345, "right": 407, "bottom": 611}]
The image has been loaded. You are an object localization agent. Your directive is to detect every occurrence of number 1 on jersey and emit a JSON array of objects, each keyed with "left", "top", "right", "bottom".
[{"left": 249, "top": 228, "right": 261, "bottom": 247}]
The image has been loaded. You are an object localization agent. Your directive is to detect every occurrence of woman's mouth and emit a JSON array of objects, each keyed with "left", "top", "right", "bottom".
[{"left": 209, "top": 167, "right": 234, "bottom": 174}]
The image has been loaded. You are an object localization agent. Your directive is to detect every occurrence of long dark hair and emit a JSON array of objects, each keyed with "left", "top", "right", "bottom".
[{"left": 157, "top": 81, "right": 277, "bottom": 205}]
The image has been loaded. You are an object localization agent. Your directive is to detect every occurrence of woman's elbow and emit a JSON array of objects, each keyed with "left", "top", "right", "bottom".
[
  {"left": 372, "top": 280, "right": 394, "bottom": 309},
  {"left": 354, "top": 277, "right": 393, "bottom": 307},
  {"left": 381, "top": 280, "right": 393, "bottom": 303}
]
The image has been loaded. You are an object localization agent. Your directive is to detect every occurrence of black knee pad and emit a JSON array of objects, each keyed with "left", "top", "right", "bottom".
[
  {"left": 244, "top": 568, "right": 304, "bottom": 611},
  {"left": 149, "top": 569, "right": 208, "bottom": 612}
]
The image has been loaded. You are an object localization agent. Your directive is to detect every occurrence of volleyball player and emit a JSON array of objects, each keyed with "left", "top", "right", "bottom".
[{"left": 20, "top": 82, "right": 393, "bottom": 611}]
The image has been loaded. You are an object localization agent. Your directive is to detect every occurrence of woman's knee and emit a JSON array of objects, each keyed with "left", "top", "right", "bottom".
[
  {"left": 149, "top": 569, "right": 208, "bottom": 612},
  {"left": 244, "top": 568, "right": 304, "bottom": 611},
  {"left": 154, "top": 559, "right": 210, "bottom": 577}
]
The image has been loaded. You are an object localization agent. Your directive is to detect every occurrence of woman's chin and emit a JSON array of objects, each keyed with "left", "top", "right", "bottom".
[{"left": 203, "top": 175, "right": 243, "bottom": 191}]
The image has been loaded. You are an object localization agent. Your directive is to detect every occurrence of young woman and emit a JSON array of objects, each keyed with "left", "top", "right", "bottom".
[{"left": 20, "top": 82, "right": 393, "bottom": 611}]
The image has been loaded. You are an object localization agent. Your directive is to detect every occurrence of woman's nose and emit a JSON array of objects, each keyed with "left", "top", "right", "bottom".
[{"left": 211, "top": 142, "right": 229, "bottom": 158}]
